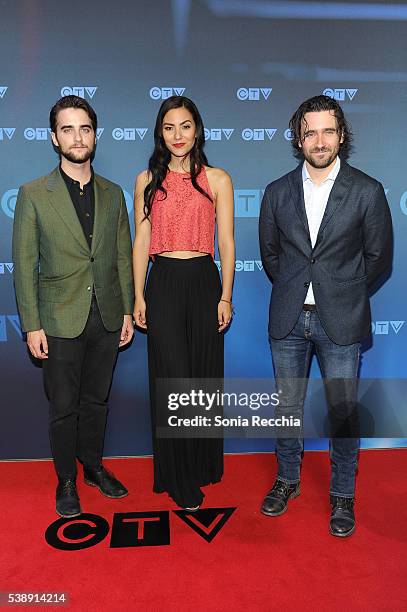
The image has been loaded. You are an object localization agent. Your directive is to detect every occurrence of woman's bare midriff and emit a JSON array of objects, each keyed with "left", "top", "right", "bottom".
[{"left": 159, "top": 251, "right": 209, "bottom": 259}]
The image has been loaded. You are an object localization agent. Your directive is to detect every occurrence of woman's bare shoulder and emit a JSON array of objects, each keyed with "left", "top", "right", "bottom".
[
  {"left": 135, "top": 169, "right": 151, "bottom": 187},
  {"left": 205, "top": 167, "right": 233, "bottom": 193},
  {"left": 205, "top": 166, "right": 232, "bottom": 188},
  {"left": 205, "top": 166, "right": 231, "bottom": 180}
]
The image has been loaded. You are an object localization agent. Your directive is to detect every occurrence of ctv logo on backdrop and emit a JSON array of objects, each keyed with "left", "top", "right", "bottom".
[
  {"left": 215, "top": 260, "right": 263, "bottom": 273},
  {"left": 204, "top": 128, "right": 234, "bottom": 141},
  {"left": 399, "top": 190, "right": 407, "bottom": 216},
  {"left": 0, "top": 86, "right": 8, "bottom": 98},
  {"left": 236, "top": 88, "right": 272, "bottom": 101},
  {"left": 0, "top": 315, "right": 22, "bottom": 342},
  {"left": 1, "top": 189, "right": 18, "bottom": 218},
  {"left": 371, "top": 321, "right": 405, "bottom": 335},
  {"left": 234, "top": 189, "right": 264, "bottom": 217},
  {"left": 323, "top": 88, "right": 358, "bottom": 101},
  {"left": 24, "top": 128, "right": 51, "bottom": 141},
  {"left": 0, "top": 263, "right": 13, "bottom": 275},
  {"left": 0, "top": 128, "right": 16, "bottom": 141},
  {"left": 242, "top": 129, "right": 277, "bottom": 142},
  {"left": 23, "top": 128, "right": 104, "bottom": 141},
  {"left": 60, "top": 86, "right": 98, "bottom": 99},
  {"left": 149, "top": 87, "right": 186, "bottom": 100},
  {"left": 112, "top": 128, "right": 148, "bottom": 141}
]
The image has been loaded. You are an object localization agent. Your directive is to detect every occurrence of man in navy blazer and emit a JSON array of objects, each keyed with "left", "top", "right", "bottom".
[{"left": 259, "top": 95, "right": 392, "bottom": 536}]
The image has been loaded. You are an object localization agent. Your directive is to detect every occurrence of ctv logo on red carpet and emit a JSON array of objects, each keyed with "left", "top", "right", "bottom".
[{"left": 45, "top": 508, "right": 236, "bottom": 551}]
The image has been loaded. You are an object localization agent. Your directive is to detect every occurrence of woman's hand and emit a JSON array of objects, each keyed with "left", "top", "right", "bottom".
[
  {"left": 133, "top": 297, "right": 147, "bottom": 329},
  {"left": 218, "top": 300, "right": 233, "bottom": 332}
]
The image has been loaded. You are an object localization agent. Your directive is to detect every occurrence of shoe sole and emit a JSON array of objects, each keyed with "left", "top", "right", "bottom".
[
  {"left": 260, "top": 488, "right": 300, "bottom": 517},
  {"left": 84, "top": 479, "right": 128, "bottom": 498},
  {"left": 329, "top": 524, "right": 356, "bottom": 537},
  {"left": 56, "top": 509, "right": 82, "bottom": 518}
]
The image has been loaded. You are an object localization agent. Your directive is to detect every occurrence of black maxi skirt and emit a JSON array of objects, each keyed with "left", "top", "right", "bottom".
[{"left": 145, "top": 255, "right": 224, "bottom": 508}]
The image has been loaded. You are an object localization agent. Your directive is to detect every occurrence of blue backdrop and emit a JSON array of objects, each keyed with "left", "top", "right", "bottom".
[{"left": 1, "top": 0, "right": 406, "bottom": 459}]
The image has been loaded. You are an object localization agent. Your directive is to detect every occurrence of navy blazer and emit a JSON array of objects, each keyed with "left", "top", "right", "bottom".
[{"left": 259, "top": 161, "right": 393, "bottom": 345}]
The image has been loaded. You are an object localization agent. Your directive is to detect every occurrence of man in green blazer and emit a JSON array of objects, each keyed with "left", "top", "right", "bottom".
[{"left": 12, "top": 95, "right": 135, "bottom": 518}]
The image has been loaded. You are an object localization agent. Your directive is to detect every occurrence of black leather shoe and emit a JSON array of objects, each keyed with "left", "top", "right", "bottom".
[
  {"left": 261, "top": 479, "right": 300, "bottom": 516},
  {"left": 84, "top": 465, "right": 128, "bottom": 498},
  {"left": 56, "top": 478, "right": 81, "bottom": 518},
  {"left": 329, "top": 495, "right": 355, "bottom": 537}
]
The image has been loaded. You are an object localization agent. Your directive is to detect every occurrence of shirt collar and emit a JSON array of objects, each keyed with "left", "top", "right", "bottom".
[
  {"left": 59, "top": 165, "right": 94, "bottom": 187},
  {"left": 302, "top": 156, "right": 341, "bottom": 184}
]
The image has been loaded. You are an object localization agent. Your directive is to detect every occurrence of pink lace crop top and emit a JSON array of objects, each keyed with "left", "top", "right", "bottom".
[{"left": 149, "top": 168, "right": 215, "bottom": 258}]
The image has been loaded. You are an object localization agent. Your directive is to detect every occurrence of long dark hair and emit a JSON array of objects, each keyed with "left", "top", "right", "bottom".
[
  {"left": 289, "top": 94, "right": 353, "bottom": 161},
  {"left": 143, "top": 96, "right": 212, "bottom": 219}
]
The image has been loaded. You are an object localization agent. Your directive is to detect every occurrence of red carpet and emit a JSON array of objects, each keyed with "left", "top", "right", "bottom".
[{"left": 1, "top": 450, "right": 406, "bottom": 611}]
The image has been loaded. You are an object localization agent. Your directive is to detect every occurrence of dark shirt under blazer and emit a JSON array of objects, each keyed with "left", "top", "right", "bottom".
[
  {"left": 60, "top": 166, "right": 95, "bottom": 249},
  {"left": 259, "top": 161, "right": 393, "bottom": 345}
]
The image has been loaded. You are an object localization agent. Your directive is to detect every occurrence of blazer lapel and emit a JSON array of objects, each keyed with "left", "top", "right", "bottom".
[
  {"left": 288, "top": 165, "right": 311, "bottom": 241},
  {"left": 315, "top": 162, "right": 353, "bottom": 243},
  {"left": 46, "top": 168, "right": 90, "bottom": 253},
  {"left": 91, "top": 174, "right": 111, "bottom": 254}
]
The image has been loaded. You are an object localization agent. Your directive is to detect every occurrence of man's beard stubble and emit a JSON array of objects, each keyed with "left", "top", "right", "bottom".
[
  {"left": 62, "top": 149, "right": 93, "bottom": 164},
  {"left": 303, "top": 146, "right": 339, "bottom": 170},
  {"left": 56, "top": 141, "right": 95, "bottom": 165}
]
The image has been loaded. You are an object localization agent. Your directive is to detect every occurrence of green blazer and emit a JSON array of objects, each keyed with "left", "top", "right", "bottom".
[{"left": 12, "top": 167, "right": 134, "bottom": 338}]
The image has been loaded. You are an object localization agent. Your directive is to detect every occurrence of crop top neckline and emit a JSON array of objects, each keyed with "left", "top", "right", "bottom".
[
  {"left": 168, "top": 167, "right": 198, "bottom": 175},
  {"left": 167, "top": 166, "right": 214, "bottom": 200}
]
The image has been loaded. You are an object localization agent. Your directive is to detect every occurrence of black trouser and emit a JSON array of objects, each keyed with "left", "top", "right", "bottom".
[{"left": 43, "top": 297, "right": 121, "bottom": 478}]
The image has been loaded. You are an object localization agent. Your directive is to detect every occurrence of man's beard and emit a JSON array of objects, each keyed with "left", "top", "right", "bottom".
[
  {"left": 57, "top": 143, "right": 95, "bottom": 164},
  {"left": 304, "top": 146, "right": 339, "bottom": 169}
]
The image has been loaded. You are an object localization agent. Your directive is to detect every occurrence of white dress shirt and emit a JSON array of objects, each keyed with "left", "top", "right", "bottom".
[{"left": 302, "top": 156, "right": 341, "bottom": 305}]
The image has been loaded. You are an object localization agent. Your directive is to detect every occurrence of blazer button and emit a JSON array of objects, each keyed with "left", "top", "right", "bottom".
[
  {"left": 304, "top": 282, "right": 310, "bottom": 288},
  {"left": 311, "top": 258, "right": 316, "bottom": 264},
  {"left": 87, "top": 286, "right": 91, "bottom": 291},
  {"left": 90, "top": 257, "right": 95, "bottom": 262}
]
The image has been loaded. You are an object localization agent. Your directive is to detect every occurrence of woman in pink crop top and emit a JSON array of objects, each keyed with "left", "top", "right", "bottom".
[{"left": 133, "top": 96, "right": 235, "bottom": 511}]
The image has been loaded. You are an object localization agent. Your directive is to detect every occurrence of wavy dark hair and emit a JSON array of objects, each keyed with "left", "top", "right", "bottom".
[
  {"left": 49, "top": 95, "right": 97, "bottom": 133},
  {"left": 143, "top": 96, "right": 212, "bottom": 219},
  {"left": 289, "top": 95, "right": 353, "bottom": 161}
]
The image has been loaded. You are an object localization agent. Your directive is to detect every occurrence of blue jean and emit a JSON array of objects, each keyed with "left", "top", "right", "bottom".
[{"left": 270, "top": 309, "right": 360, "bottom": 497}]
